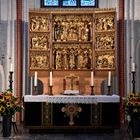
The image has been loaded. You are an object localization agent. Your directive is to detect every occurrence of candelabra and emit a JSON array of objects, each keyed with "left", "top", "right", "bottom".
[
  {"left": 49, "top": 85, "right": 53, "bottom": 95},
  {"left": 9, "top": 70, "right": 19, "bottom": 133},
  {"left": 90, "top": 86, "right": 94, "bottom": 95},
  {"left": 9, "top": 71, "right": 13, "bottom": 90},
  {"left": 107, "top": 85, "right": 111, "bottom": 95},
  {"left": 33, "top": 86, "right": 38, "bottom": 95},
  {"left": 132, "top": 71, "right": 136, "bottom": 93}
]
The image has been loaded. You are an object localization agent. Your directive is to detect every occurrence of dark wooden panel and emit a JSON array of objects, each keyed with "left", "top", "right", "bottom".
[
  {"left": 101, "top": 103, "right": 120, "bottom": 127},
  {"left": 24, "top": 102, "right": 42, "bottom": 126},
  {"left": 24, "top": 102, "right": 120, "bottom": 128}
]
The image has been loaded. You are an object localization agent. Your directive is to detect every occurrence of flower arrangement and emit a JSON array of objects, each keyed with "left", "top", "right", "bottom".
[
  {"left": 124, "top": 93, "right": 140, "bottom": 117},
  {"left": 0, "top": 89, "right": 23, "bottom": 116}
]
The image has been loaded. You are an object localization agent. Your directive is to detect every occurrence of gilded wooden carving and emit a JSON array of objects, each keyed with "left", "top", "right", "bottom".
[
  {"left": 95, "top": 51, "right": 115, "bottom": 70},
  {"left": 30, "top": 33, "right": 50, "bottom": 50},
  {"left": 95, "top": 14, "right": 115, "bottom": 31},
  {"left": 30, "top": 15, "right": 50, "bottom": 32},
  {"left": 53, "top": 44, "right": 92, "bottom": 70},
  {"left": 95, "top": 33, "right": 115, "bottom": 50},
  {"left": 30, "top": 52, "right": 49, "bottom": 69},
  {"left": 53, "top": 15, "right": 92, "bottom": 42},
  {"left": 28, "top": 9, "right": 116, "bottom": 71}
]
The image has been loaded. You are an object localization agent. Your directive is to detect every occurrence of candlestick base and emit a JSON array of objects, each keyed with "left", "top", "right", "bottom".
[
  {"left": 90, "top": 86, "right": 94, "bottom": 95},
  {"left": 49, "top": 86, "right": 53, "bottom": 95},
  {"left": 107, "top": 86, "right": 111, "bottom": 95},
  {"left": 33, "top": 86, "right": 38, "bottom": 95}
]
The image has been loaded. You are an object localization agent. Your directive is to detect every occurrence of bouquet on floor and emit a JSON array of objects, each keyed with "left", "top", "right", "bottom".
[
  {"left": 124, "top": 93, "right": 140, "bottom": 118},
  {"left": 0, "top": 89, "right": 23, "bottom": 116}
]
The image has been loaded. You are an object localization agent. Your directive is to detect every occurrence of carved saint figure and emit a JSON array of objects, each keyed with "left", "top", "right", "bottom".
[
  {"left": 63, "top": 49, "right": 69, "bottom": 69},
  {"left": 55, "top": 50, "right": 62, "bottom": 69},
  {"left": 54, "top": 20, "right": 62, "bottom": 41},
  {"left": 69, "top": 49, "right": 75, "bottom": 69}
]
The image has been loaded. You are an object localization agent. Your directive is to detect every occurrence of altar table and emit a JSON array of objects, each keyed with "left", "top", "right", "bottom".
[{"left": 23, "top": 95, "right": 120, "bottom": 132}]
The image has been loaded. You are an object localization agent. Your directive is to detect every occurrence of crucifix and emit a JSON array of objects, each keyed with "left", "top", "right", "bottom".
[
  {"left": 65, "top": 74, "right": 79, "bottom": 90},
  {"left": 61, "top": 104, "right": 82, "bottom": 126}
]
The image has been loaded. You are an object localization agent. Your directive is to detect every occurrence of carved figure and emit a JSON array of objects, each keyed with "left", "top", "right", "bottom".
[
  {"left": 31, "top": 35, "right": 49, "bottom": 50},
  {"left": 77, "top": 50, "right": 84, "bottom": 69},
  {"left": 63, "top": 49, "right": 69, "bottom": 69},
  {"left": 31, "top": 17, "right": 40, "bottom": 31},
  {"left": 81, "top": 21, "right": 90, "bottom": 41},
  {"left": 96, "top": 34, "right": 114, "bottom": 50},
  {"left": 83, "top": 50, "right": 89, "bottom": 68},
  {"left": 55, "top": 50, "right": 62, "bottom": 69},
  {"left": 40, "top": 17, "right": 49, "bottom": 31},
  {"left": 67, "top": 21, "right": 78, "bottom": 41},
  {"left": 54, "top": 20, "right": 62, "bottom": 41},
  {"left": 61, "top": 21, "right": 68, "bottom": 41},
  {"left": 69, "top": 49, "right": 75, "bottom": 69},
  {"left": 96, "top": 54, "right": 115, "bottom": 69}
]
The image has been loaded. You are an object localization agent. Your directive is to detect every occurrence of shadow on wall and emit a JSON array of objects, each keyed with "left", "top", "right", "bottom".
[{"left": 31, "top": 79, "right": 43, "bottom": 95}]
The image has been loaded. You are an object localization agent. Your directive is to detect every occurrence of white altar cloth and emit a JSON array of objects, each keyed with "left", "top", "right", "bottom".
[{"left": 24, "top": 95, "right": 120, "bottom": 104}]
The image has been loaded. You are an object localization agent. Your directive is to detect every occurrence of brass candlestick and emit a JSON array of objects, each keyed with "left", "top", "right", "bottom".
[
  {"left": 49, "top": 85, "right": 53, "bottom": 95},
  {"left": 33, "top": 86, "right": 38, "bottom": 95},
  {"left": 90, "top": 86, "right": 94, "bottom": 95},
  {"left": 107, "top": 85, "right": 111, "bottom": 95}
]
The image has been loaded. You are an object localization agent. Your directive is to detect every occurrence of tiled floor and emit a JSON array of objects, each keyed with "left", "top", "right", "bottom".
[{"left": 0, "top": 123, "right": 133, "bottom": 140}]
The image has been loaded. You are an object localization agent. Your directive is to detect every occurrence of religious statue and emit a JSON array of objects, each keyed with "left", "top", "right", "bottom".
[
  {"left": 77, "top": 50, "right": 84, "bottom": 69},
  {"left": 62, "top": 48, "right": 69, "bottom": 69},
  {"left": 55, "top": 50, "right": 62, "bottom": 69},
  {"left": 69, "top": 49, "right": 75, "bottom": 69},
  {"left": 61, "top": 21, "right": 68, "bottom": 41},
  {"left": 81, "top": 21, "right": 91, "bottom": 41},
  {"left": 67, "top": 21, "right": 78, "bottom": 41},
  {"left": 54, "top": 20, "right": 62, "bottom": 41}
]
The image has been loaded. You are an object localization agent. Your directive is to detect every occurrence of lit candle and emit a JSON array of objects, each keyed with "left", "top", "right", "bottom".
[
  {"left": 34, "top": 71, "right": 37, "bottom": 86},
  {"left": 132, "top": 62, "right": 135, "bottom": 72},
  {"left": 108, "top": 71, "right": 111, "bottom": 86},
  {"left": 50, "top": 71, "right": 52, "bottom": 86},
  {"left": 91, "top": 71, "right": 94, "bottom": 86},
  {"left": 10, "top": 63, "right": 13, "bottom": 72}
]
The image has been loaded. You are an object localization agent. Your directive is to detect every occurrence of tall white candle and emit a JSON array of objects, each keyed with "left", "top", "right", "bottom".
[
  {"left": 91, "top": 71, "right": 94, "bottom": 86},
  {"left": 10, "top": 63, "right": 13, "bottom": 72},
  {"left": 50, "top": 71, "right": 52, "bottom": 86},
  {"left": 34, "top": 71, "right": 37, "bottom": 86},
  {"left": 30, "top": 76, "right": 33, "bottom": 95},
  {"left": 132, "top": 62, "right": 135, "bottom": 72},
  {"left": 108, "top": 71, "right": 111, "bottom": 86}
]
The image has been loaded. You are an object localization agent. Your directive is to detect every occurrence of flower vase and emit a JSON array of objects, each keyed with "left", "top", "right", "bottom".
[
  {"left": 2, "top": 115, "right": 12, "bottom": 137},
  {"left": 132, "top": 116, "right": 140, "bottom": 138}
]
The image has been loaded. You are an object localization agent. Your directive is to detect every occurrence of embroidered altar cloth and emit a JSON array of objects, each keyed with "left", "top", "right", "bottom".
[{"left": 24, "top": 95, "right": 120, "bottom": 104}]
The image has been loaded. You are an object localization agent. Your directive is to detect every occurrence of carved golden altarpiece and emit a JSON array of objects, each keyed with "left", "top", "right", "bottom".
[
  {"left": 28, "top": 8, "right": 116, "bottom": 95},
  {"left": 25, "top": 8, "right": 119, "bottom": 130}
]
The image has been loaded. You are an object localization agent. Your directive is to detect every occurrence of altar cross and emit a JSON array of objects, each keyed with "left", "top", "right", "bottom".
[
  {"left": 61, "top": 104, "right": 82, "bottom": 126},
  {"left": 65, "top": 74, "right": 79, "bottom": 90}
]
